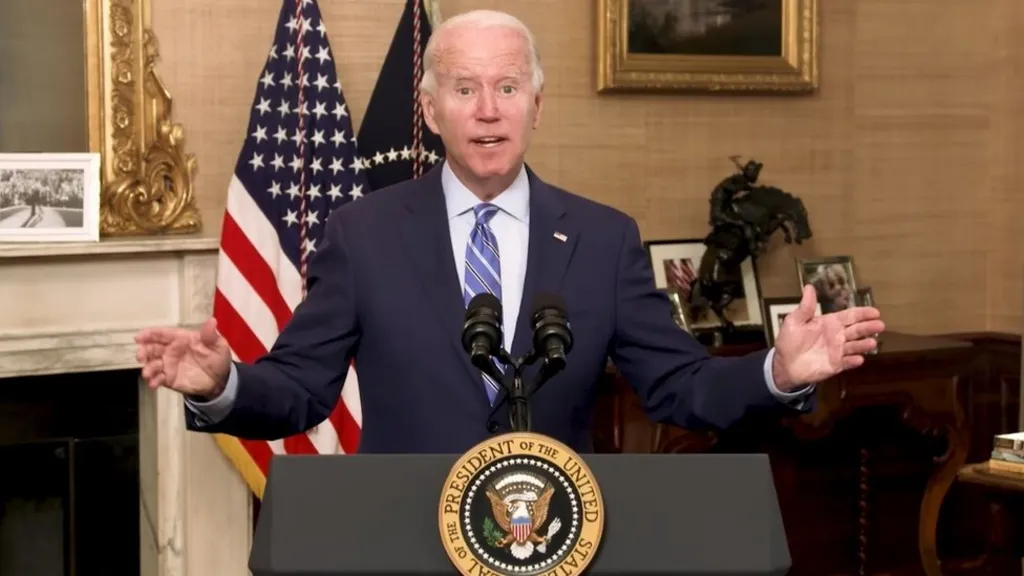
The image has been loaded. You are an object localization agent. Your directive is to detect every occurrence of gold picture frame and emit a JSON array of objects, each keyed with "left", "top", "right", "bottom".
[
  {"left": 595, "top": 0, "right": 819, "bottom": 93},
  {"left": 86, "top": 0, "right": 202, "bottom": 236}
]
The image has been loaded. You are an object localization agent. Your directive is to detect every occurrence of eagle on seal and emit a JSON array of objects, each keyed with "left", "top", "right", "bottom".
[{"left": 485, "top": 471, "right": 563, "bottom": 560}]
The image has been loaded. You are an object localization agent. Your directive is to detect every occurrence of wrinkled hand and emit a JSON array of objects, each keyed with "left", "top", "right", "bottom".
[
  {"left": 135, "top": 317, "right": 233, "bottom": 398},
  {"left": 772, "top": 284, "right": 885, "bottom": 391}
]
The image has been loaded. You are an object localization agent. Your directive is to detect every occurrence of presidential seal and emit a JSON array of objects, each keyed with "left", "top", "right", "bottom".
[{"left": 438, "top": 432, "right": 604, "bottom": 576}]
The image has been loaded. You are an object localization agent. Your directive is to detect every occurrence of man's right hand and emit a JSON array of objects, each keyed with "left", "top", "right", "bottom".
[{"left": 135, "top": 317, "right": 233, "bottom": 399}]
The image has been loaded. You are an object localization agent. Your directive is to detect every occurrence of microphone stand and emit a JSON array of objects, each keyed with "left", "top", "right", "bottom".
[
  {"left": 493, "top": 349, "right": 536, "bottom": 433},
  {"left": 465, "top": 298, "right": 573, "bottom": 433},
  {"left": 526, "top": 359, "right": 561, "bottom": 397},
  {"left": 491, "top": 348, "right": 567, "bottom": 433}
]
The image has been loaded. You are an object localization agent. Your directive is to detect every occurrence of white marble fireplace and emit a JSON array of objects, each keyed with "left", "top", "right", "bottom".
[{"left": 0, "top": 236, "right": 253, "bottom": 576}]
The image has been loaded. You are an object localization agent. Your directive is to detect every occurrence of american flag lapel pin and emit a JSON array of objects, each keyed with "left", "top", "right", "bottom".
[{"left": 553, "top": 232, "right": 567, "bottom": 242}]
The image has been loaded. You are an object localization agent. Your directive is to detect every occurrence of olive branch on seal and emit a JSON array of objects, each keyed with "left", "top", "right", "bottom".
[{"left": 482, "top": 517, "right": 504, "bottom": 547}]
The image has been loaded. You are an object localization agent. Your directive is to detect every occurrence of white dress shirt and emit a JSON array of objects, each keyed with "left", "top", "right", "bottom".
[{"left": 442, "top": 161, "right": 530, "bottom": 353}]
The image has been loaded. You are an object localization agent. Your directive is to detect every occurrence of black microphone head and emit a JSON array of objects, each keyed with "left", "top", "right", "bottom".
[
  {"left": 463, "top": 292, "right": 503, "bottom": 357},
  {"left": 467, "top": 292, "right": 502, "bottom": 316},
  {"left": 530, "top": 292, "right": 567, "bottom": 319},
  {"left": 530, "top": 292, "right": 572, "bottom": 363}
]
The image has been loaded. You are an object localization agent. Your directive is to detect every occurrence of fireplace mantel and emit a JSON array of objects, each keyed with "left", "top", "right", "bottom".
[{"left": 0, "top": 235, "right": 253, "bottom": 576}]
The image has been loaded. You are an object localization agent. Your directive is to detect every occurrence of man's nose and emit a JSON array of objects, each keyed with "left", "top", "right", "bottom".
[{"left": 474, "top": 90, "right": 499, "bottom": 122}]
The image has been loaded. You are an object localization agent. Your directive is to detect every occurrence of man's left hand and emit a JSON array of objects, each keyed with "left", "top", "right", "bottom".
[{"left": 772, "top": 284, "right": 886, "bottom": 392}]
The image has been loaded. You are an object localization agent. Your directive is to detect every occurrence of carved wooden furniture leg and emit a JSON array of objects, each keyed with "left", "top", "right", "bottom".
[
  {"left": 918, "top": 422, "right": 969, "bottom": 576},
  {"left": 858, "top": 447, "right": 870, "bottom": 576},
  {"left": 651, "top": 423, "right": 662, "bottom": 453},
  {"left": 954, "top": 463, "right": 1024, "bottom": 571}
]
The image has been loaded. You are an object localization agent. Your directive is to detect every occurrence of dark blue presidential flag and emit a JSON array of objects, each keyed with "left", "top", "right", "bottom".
[{"left": 355, "top": 0, "right": 445, "bottom": 190}]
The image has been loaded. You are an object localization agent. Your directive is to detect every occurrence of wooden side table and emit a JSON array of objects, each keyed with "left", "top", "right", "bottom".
[
  {"left": 950, "top": 463, "right": 1024, "bottom": 573},
  {"left": 594, "top": 332, "right": 974, "bottom": 576}
]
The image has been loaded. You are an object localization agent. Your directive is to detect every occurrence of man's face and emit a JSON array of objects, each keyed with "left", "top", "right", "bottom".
[{"left": 421, "top": 24, "right": 543, "bottom": 194}]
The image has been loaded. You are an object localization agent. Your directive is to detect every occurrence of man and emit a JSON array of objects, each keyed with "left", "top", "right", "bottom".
[{"left": 135, "top": 9, "right": 884, "bottom": 454}]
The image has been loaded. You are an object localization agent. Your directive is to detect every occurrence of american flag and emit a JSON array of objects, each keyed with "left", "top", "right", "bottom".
[
  {"left": 665, "top": 258, "right": 696, "bottom": 301},
  {"left": 212, "top": 0, "right": 367, "bottom": 497}
]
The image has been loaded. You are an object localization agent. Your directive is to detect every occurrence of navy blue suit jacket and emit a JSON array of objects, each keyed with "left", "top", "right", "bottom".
[{"left": 185, "top": 164, "right": 811, "bottom": 453}]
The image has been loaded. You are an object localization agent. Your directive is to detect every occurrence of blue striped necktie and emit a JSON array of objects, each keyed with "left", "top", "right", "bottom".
[{"left": 463, "top": 203, "right": 503, "bottom": 403}]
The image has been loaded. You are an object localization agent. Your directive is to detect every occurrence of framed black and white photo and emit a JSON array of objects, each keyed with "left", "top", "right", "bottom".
[
  {"left": 797, "top": 255, "right": 858, "bottom": 314},
  {"left": 761, "top": 296, "right": 822, "bottom": 346},
  {"left": 0, "top": 153, "right": 100, "bottom": 242},
  {"left": 644, "top": 238, "right": 763, "bottom": 328}
]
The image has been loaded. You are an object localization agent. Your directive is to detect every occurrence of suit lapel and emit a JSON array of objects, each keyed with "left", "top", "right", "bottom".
[
  {"left": 397, "top": 165, "right": 489, "bottom": 405},
  {"left": 494, "top": 168, "right": 579, "bottom": 413}
]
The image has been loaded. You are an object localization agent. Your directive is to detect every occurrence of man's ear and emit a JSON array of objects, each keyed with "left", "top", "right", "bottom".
[
  {"left": 532, "top": 88, "right": 544, "bottom": 129},
  {"left": 420, "top": 91, "right": 440, "bottom": 135}
]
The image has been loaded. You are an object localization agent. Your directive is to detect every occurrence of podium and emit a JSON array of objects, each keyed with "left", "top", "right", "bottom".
[{"left": 250, "top": 452, "right": 791, "bottom": 575}]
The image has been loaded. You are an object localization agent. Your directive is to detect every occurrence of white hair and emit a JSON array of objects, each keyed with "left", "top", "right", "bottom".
[{"left": 418, "top": 9, "right": 544, "bottom": 95}]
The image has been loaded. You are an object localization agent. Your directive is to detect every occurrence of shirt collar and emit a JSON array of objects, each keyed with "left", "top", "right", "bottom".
[{"left": 441, "top": 160, "right": 529, "bottom": 223}]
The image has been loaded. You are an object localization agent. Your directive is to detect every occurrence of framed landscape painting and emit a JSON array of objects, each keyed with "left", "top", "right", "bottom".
[{"left": 596, "top": 0, "right": 819, "bottom": 93}]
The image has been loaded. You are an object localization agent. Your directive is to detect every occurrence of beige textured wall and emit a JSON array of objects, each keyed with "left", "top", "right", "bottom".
[{"left": 151, "top": 0, "right": 1024, "bottom": 334}]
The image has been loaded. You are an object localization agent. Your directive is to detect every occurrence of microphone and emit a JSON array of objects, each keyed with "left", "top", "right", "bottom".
[
  {"left": 460, "top": 292, "right": 574, "bottom": 432},
  {"left": 462, "top": 293, "right": 506, "bottom": 384},
  {"left": 525, "top": 293, "right": 574, "bottom": 397},
  {"left": 530, "top": 293, "right": 573, "bottom": 371}
]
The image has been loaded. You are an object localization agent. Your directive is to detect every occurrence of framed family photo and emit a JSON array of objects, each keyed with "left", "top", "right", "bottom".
[
  {"left": 645, "top": 238, "right": 763, "bottom": 329},
  {"left": 595, "top": 0, "right": 819, "bottom": 93},
  {"left": 797, "top": 255, "right": 858, "bottom": 315},
  {"left": 0, "top": 153, "right": 101, "bottom": 242},
  {"left": 761, "top": 295, "right": 822, "bottom": 346}
]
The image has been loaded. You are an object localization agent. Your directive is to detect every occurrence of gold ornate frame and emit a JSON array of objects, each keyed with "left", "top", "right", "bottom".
[
  {"left": 85, "top": 0, "right": 201, "bottom": 236},
  {"left": 595, "top": 0, "right": 819, "bottom": 93}
]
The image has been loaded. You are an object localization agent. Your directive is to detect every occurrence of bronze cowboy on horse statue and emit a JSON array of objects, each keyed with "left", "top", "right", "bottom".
[{"left": 688, "top": 156, "right": 813, "bottom": 330}]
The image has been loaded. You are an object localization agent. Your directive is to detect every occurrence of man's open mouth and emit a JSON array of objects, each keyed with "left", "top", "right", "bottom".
[{"left": 471, "top": 136, "right": 507, "bottom": 147}]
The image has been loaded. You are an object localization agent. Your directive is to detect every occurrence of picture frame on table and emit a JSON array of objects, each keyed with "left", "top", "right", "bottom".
[
  {"left": 796, "top": 255, "right": 858, "bottom": 314},
  {"left": 855, "top": 286, "right": 874, "bottom": 307},
  {"left": 761, "top": 295, "right": 822, "bottom": 346},
  {"left": 0, "top": 152, "right": 101, "bottom": 242},
  {"left": 660, "top": 288, "right": 693, "bottom": 333},
  {"left": 644, "top": 237, "right": 763, "bottom": 329},
  {"left": 854, "top": 286, "right": 879, "bottom": 354}
]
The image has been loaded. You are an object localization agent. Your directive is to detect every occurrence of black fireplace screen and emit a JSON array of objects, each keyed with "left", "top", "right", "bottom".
[{"left": 0, "top": 369, "right": 140, "bottom": 576}]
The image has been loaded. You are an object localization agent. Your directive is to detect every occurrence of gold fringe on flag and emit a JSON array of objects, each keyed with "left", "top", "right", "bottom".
[{"left": 214, "top": 434, "right": 268, "bottom": 499}]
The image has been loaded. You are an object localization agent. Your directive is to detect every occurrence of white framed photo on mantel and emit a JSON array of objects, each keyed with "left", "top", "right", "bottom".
[{"left": 0, "top": 152, "right": 101, "bottom": 242}]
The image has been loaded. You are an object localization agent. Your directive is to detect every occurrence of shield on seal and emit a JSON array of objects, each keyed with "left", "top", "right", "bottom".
[{"left": 511, "top": 515, "right": 532, "bottom": 543}]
